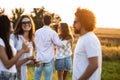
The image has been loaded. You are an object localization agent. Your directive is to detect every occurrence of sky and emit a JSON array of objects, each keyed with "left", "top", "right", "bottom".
[{"left": 0, "top": 0, "right": 120, "bottom": 28}]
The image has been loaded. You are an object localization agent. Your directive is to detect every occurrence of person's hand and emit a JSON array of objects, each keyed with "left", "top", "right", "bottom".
[
  {"left": 27, "top": 60, "right": 35, "bottom": 66},
  {"left": 26, "top": 56, "right": 37, "bottom": 66},
  {"left": 67, "top": 39, "right": 72, "bottom": 44},
  {"left": 27, "top": 56, "right": 35, "bottom": 60},
  {"left": 34, "top": 60, "right": 41, "bottom": 67},
  {"left": 28, "top": 57, "right": 41, "bottom": 67},
  {"left": 21, "top": 41, "right": 30, "bottom": 53}
]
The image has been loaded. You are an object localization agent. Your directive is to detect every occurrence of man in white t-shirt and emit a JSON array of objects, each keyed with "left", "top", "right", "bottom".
[{"left": 72, "top": 7, "right": 102, "bottom": 80}]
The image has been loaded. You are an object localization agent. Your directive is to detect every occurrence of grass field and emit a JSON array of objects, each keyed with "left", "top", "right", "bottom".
[
  {"left": 28, "top": 60, "right": 120, "bottom": 80},
  {"left": 27, "top": 45, "right": 120, "bottom": 80},
  {"left": 28, "top": 65, "right": 72, "bottom": 80},
  {"left": 102, "top": 60, "right": 120, "bottom": 80},
  {"left": 94, "top": 28, "right": 120, "bottom": 35}
]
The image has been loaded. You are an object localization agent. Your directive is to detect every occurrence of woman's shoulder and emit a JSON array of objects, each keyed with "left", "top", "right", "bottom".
[
  {"left": 10, "top": 33, "right": 23, "bottom": 39},
  {"left": 0, "top": 37, "right": 5, "bottom": 47},
  {"left": 10, "top": 33, "right": 16, "bottom": 40}
]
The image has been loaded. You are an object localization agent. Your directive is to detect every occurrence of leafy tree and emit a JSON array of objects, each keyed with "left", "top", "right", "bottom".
[
  {"left": 51, "top": 13, "right": 61, "bottom": 24},
  {"left": 31, "top": 7, "right": 45, "bottom": 30},
  {"left": 50, "top": 13, "right": 61, "bottom": 31},
  {"left": 11, "top": 8, "right": 24, "bottom": 28},
  {"left": 31, "top": 7, "right": 61, "bottom": 30}
]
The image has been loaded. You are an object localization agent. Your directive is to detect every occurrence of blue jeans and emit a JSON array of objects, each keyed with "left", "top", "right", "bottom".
[
  {"left": 34, "top": 59, "right": 54, "bottom": 80},
  {"left": 0, "top": 71, "right": 16, "bottom": 80}
]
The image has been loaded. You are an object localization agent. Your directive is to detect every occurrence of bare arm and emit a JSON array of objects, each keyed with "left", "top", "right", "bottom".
[
  {"left": 0, "top": 42, "right": 30, "bottom": 69},
  {"left": 16, "top": 56, "right": 34, "bottom": 68},
  {"left": 16, "top": 49, "right": 40, "bottom": 67},
  {"left": 78, "top": 56, "right": 98, "bottom": 80}
]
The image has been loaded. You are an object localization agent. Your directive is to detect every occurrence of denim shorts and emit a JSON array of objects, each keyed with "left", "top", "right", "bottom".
[
  {"left": 55, "top": 56, "right": 72, "bottom": 71},
  {"left": 0, "top": 71, "right": 17, "bottom": 80}
]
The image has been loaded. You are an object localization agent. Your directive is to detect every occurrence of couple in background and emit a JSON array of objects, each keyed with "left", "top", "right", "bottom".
[{"left": 34, "top": 14, "right": 73, "bottom": 80}]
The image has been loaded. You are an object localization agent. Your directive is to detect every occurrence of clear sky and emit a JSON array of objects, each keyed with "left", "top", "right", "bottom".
[{"left": 0, "top": 0, "right": 120, "bottom": 28}]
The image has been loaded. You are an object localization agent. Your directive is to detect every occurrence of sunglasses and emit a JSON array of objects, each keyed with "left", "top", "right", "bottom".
[{"left": 22, "top": 21, "right": 31, "bottom": 25}]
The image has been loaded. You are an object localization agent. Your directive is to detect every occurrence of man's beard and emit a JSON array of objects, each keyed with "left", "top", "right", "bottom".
[{"left": 74, "top": 29, "right": 80, "bottom": 34}]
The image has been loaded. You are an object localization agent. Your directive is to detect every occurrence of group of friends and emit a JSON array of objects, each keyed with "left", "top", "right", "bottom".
[{"left": 0, "top": 7, "right": 102, "bottom": 80}]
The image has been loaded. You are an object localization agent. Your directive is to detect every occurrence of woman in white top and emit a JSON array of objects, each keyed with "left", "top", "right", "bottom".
[
  {"left": 0, "top": 15, "right": 30, "bottom": 80},
  {"left": 10, "top": 15, "right": 39, "bottom": 80},
  {"left": 55, "top": 23, "right": 73, "bottom": 80}
]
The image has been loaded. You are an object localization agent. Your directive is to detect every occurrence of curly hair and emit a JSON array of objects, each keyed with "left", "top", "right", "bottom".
[{"left": 75, "top": 7, "right": 96, "bottom": 31}]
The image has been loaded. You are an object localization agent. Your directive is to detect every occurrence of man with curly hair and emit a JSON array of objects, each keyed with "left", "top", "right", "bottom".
[{"left": 72, "top": 7, "right": 102, "bottom": 80}]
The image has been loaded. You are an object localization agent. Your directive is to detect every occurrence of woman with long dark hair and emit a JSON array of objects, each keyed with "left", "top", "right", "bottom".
[{"left": 0, "top": 15, "right": 30, "bottom": 80}]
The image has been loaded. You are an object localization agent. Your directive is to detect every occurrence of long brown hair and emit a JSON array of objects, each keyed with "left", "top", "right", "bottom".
[
  {"left": 0, "top": 15, "right": 13, "bottom": 59},
  {"left": 14, "top": 15, "right": 36, "bottom": 50},
  {"left": 59, "top": 23, "right": 72, "bottom": 40}
]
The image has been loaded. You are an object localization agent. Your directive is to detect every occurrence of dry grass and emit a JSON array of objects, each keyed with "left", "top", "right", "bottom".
[
  {"left": 94, "top": 28, "right": 120, "bottom": 38},
  {"left": 102, "top": 46, "right": 120, "bottom": 60}
]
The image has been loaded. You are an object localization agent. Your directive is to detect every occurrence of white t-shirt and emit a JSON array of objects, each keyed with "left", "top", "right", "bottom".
[
  {"left": 10, "top": 34, "right": 33, "bottom": 61},
  {"left": 10, "top": 34, "right": 33, "bottom": 80},
  {"left": 55, "top": 40, "right": 72, "bottom": 59},
  {"left": 73, "top": 32, "right": 102, "bottom": 80},
  {"left": 0, "top": 38, "right": 17, "bottom": 73}
]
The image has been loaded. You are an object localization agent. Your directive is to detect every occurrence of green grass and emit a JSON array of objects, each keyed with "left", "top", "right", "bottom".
[
  {"left": 102, "top": 60, "right": 120, "bottom": 80},
  {"left": 28, "top": 60, "right": 120, "bottom": 80},
  {"left": 28, "top": 66, "right": 72, "bottom": 80}
]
